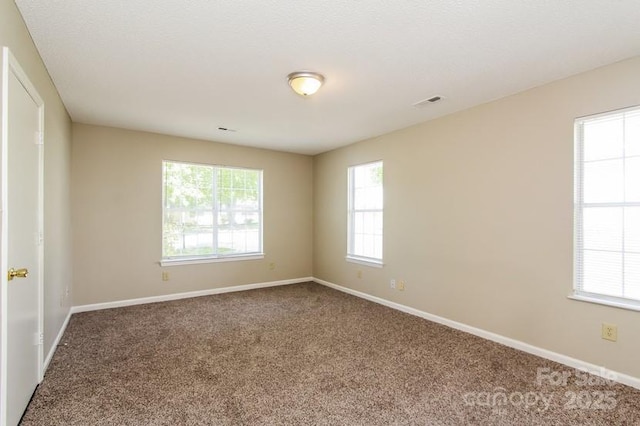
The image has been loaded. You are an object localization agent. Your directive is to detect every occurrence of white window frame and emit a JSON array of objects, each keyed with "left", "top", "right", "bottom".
[
  {"left": 572, "top": 105, "right": 640, "bottom": 311},
  {"left": 347, "top": 161, "right": 384, "bottom": 267},
  {"left": 161, "top": 160, "right": 264, "bottom": 266}
]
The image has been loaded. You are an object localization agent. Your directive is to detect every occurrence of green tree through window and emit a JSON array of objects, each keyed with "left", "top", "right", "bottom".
[{"left": 163, "top": 161, "right": 262, "bottom": 260}]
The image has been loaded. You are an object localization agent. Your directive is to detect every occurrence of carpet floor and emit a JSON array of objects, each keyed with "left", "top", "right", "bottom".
[{"left": 20, "top": 282, "right": 640, "bottom": 425}]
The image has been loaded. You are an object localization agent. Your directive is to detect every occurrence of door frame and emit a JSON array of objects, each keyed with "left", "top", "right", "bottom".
[{"left": 0, "top": 46, "right": 45, "bottom": 425}]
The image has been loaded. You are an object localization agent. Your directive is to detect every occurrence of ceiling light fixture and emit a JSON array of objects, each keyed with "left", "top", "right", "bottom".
[{"left": 287, "top": 71, "right": 324, "bottom": 96}]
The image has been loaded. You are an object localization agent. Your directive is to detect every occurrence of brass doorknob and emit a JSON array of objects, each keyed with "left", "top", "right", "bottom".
[{"left": 8, "top": 268, "right": 28, "bottom": 281}]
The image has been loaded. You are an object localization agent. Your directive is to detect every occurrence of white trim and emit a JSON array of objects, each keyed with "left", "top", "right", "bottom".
[
  {"left": 313, "top": 277, "right": 640, "bottom": 391},
  {"left": 160, "top": 253, "right": 264, "bottom": 267},
  {"left": 575, "top": 103, "right": 640, "bottom": 121},
  {"left": 345, "top": 256, "right": 384, "bottom": 268},
  {"left": 71, "top": 277, "right": 313, "bottom": 313},
  {"left": 43, "top": 308, "right": 72, "bottom": 373},
  {"left": 569, "top": 293, "right": 640, "bottom": 312}
]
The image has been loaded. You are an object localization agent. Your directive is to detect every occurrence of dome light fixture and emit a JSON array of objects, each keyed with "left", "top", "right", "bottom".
[{"left": 287, "top": 71, "right": 324, "bottom": 96}]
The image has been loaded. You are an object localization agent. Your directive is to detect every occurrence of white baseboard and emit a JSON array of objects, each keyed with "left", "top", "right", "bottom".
[
  {"left": 313, "top": 277, "right": 640, "bottom": 391},
  {"left": 43, "top": 307, "right": 72, "bottom": 374},
  {"left": 71, "top": 277, "right": 313, "bottom": 314}
]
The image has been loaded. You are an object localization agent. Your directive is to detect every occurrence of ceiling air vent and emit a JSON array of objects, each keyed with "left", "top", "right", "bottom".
[{"left": 413, "top": 96, "right": 443, "bottom": 108}]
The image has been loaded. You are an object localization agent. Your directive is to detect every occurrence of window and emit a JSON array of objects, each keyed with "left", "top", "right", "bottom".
[
  {"left": 162, "top": 161, "right": 263, "bottom": 263},
  {"left": 574, "top": 106, "right": 640, "bottom": 309},
  {"left": 347, "top": 161, "right": 383, "bottom": 265}
]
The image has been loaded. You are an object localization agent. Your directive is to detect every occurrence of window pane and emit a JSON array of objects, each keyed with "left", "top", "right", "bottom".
[
  {"left": 576, "top": 107, "right": 640, "bottom": 304},
  {"left": 165, "top": 167, "right": 211, "bottom": 200},
  {"left": 163, "top": 211, "right": 184, "bottom": 257},
  {"left": 583, "top": 159, "right": 623, "bottom": 203},
  {"left": 624, "top": 254, "right": 640, "bottom": 300},
  {"left": 163, "top": 161, "right": 262, "bottom": 259},
  {"left": 354, "top": 188, "right": 367, "bottom": 210},
  {"left": 216, "top": 167, "right": 261, "bottom": 255},
  {"left": 363, "top": 212, "right": 374, "bottom": 235},
  {"left": 163, "top": 161, "right": 216, "bottom": 257},
  {"left": 582, "top": 250, "right": 622, "bottom": 297},
  {"left": 217, "top": 210, "right": 261, "bottom": 254},
  {"left": 354, "top": 187, "right": 383, "bottom": 210},
  {"left": 624, "top": 207, "right": 640, "bottom": 253},
  {"left": 583, "top": 116, "right": 623, "bottom": 161},
  {"left": 348, "top": 161, "right": 383, "bottom": 260},
  {"left": 373, "top": 211, "right": 383, "bottom": 235},
  {"left": 354, "top": 233, "right": 364, "bottom": 256},
  {"left": 166, "top": 163, "right": 214, "bottom": 209},
  {"left": 219, "top": 227, "right": 260, "bottom": 255},
  {"left": 583, "top": 207, "right": 622, "bottom": 251},
  {"left": 362, "top": 234, "right": 375, "bottom": 258},
  {"left": 162, "top": 210, "right": 216, "bottom": 257},
  {"left": 625, "top": 157, "right": 640, "bottom": 202},
  {"left": 354, "top": 166, "right": 365, "bottom": 187},
  {"left": 625, "top": 111, "right": 640, "bottom": 157},
  {"left": 354, "top": 212, "right": 364, "bottom": 233}
]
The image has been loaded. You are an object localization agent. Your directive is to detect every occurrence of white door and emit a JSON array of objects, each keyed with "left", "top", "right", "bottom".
[{"left": 0, "top": 48, "right": 44, "bottom": 426}]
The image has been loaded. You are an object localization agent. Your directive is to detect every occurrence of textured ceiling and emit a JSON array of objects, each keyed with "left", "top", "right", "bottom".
[{"left": 15, "top": 0, "right": 640, "bottom": 155}]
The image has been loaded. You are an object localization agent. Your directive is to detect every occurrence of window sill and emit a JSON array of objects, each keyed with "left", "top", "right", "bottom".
[
  {"left": 345, "top": 256, "right": 384, "bottom": 268},
  {"left": 160, "top": 253, "right": 264, "bottom": 267},
  {"left": 568, "top": 293, "right": 640, "bottom": 313}
]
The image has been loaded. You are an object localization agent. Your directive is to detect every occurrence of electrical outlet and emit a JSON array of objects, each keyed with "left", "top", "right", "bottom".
[
  {"left": 162, "top": 271, "right": 170, "bottom": 281},
  {"left": 398, "top": 280, "right": 405, "bottom": 291},
  {"left": 269, "top": 262, "right": 276, "bottom": 270},
  {"left": 390, "top": 279, "right": 396, "bottom": 289},
  {"left": 357, "top": 270, "right": 362, "bottom": 279},
  {"left": 602, "top": 323, "right": 618, "bottom": 342}
]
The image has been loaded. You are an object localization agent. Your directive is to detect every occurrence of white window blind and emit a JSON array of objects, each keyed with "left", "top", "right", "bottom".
[
  {"left": 162, "top": 161, "right": 263, "bottom": 261},
  {"left": 574, "top": 106, "right": 640, "bottom": 307},
  {"left": 348, "top": 161, "right": 383, "bottom": 264}
]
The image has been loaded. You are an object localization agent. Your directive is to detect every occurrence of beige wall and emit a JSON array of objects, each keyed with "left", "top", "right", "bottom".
[
  {"left": 72, "top": 124, "right": 313, "bottom": 305},
  {"left": 314, "top": 56, "right": 640, "bottom": 379},
  {"left": 0, "top": 0, "right": 73, "bottom": 354}
]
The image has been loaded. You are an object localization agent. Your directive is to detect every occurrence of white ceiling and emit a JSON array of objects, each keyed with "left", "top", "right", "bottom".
[{"left": 15, "top": 1, "right": 640, "bottom": 155}]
